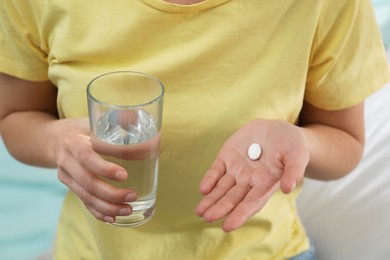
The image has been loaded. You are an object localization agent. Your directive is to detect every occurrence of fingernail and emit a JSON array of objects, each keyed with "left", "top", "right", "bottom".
[
  {"left": 104, "top": 216, "right": 114, "bottom": 223},
  {"left": 115, "top": 171, "right": 127, "bottom": 181},
  {"left": 291, "top": 182, "right": 297, "bottom": 191},
  {"left": 119, "top": 207, "right": 131, "bottom": 216},
  {"left": 125, "top": 193, "right": 137, "bottom": 202}
]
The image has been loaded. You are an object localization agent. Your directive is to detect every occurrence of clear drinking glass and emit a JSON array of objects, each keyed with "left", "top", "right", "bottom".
[{"left": 87, "top": 71, "right": 164, "bottom": 227}]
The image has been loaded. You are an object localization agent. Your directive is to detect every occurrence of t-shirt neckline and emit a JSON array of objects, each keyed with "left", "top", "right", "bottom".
[{"left": 141, "top": 0, "right": 231, "bottom": 13}]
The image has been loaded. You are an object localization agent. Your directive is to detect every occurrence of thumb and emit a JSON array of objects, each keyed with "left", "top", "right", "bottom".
[{"left": 280, "top": 151, "right": 308, "bottom": 194}]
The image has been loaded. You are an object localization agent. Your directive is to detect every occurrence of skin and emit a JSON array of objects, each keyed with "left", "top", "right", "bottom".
[{"left": 0, "top": 71, "right": 365, "bottom": 231}]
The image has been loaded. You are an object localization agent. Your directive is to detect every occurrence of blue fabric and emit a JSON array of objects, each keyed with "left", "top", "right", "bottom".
[
  {"left": 0, "top": 139, "right": 67, "bottom": 260},
  {"left": 289, "top": 243, "right": 316, "bottom": 260}
]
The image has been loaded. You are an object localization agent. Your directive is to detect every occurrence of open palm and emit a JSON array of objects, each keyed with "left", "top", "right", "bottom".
[{"left": 195, "top": 119, "right": 309, "bottom": 232}]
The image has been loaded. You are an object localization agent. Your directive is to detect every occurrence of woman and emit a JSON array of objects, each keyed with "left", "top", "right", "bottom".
[{"left": 0, "top": 0, "right": 389, "bottom": 259}]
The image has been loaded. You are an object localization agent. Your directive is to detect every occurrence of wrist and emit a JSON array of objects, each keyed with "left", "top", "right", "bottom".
[{"left": 299, "top": 123, "right": 364, "bottom": 180}]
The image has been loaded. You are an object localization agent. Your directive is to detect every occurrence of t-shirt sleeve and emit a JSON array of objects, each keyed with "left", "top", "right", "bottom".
[
  {"left": 0, "top": 1, "right": 49, "bottom": 81},
  {"left": 305, "top": 0, "right": 390, "bottom": 110}
]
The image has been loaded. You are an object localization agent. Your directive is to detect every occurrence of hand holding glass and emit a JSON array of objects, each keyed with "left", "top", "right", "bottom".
[{"left": 87, "top": 71, "right": 164, "bottom": 227}]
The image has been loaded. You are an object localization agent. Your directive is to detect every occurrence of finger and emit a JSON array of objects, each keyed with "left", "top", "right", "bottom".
[
  {"left": 199, "top": 159, "right": 226, "bottom": 195},
  {"left": 58, "top": 155, "right": 137, "bottom": 203},
  {"left": 221, "top": 183, "right": 279, "bottom": 232},
  {"left": 202, "top": 184, "right": 251, "bottom": 223},
  {"left": 83, "top": 194, "right": 132, "bottom": 220},
  {"left": 280, "top": 151, "right": 308, "bottom": 194},
  {"left": 58, "top": 168, "right": 133, "bottom": 219},
  {"left": 71, "top": 143, "right": 128, "bottom": 181},
  {"left": 84, "top": 198, "right": 134, "bottom": 223},
  {"left": 280, "top": 165, "right": 300, "bottom": 194},
  {"left": 87, "top": 205, "right": 116, "bottom": 223},
  {"left": 195, "top": 174, "right": 235, "bottom": 217}
]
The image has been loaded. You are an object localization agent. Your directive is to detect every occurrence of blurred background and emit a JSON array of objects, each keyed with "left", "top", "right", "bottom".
[{"left": 0, "top": 141, "right": 66, "bottom": 260}]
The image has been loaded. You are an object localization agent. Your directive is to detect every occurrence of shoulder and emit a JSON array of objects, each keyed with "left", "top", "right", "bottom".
[
  {"left": 0, "top": 0, "right": 44, "bottom": 20},
  {"left": 319, "top": 0, "right": 375, "bottom": 25},
  {"left": 314, "top": 0, "right": 379, "bottom": 54},
  {"left": 0, "top": 0, "right": 48, "bottom": 81},
  {"left": 0, "top": 0, "right": 44, "bottom": 37}
]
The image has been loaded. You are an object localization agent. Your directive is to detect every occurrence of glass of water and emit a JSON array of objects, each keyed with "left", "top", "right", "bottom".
[{"left": 87, "top": 71, "right": 164, "bottom": 227}]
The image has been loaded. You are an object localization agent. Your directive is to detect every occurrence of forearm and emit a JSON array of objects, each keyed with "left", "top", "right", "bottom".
[
  {"left": 297, "top": 100, "right": 366, "bottom": 181},
  {"left": 0, "top": 111, "right": 59, "bottom": 168},
  {"left": 301, "top": 123, "right": 364, "bottom": 180}
]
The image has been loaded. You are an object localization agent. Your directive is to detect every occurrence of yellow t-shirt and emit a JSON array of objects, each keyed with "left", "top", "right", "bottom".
[{"left": 1, "top": 0, "right": 389, "bottom": 259}]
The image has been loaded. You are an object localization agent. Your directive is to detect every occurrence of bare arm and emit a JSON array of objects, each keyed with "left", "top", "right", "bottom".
[
  {"left": 0, "top": 72, "right": 137, "bottom": 223},
  {"left": 0, "top": 73, "right": 59, "bottom": 167},
  {"left": 299, "top": 101, "right": 365, "bottom": 180}
]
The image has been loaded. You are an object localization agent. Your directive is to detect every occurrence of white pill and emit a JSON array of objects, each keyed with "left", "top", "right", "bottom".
[{"left": 248, "top": 143, "right": 262, "bottom": 161}]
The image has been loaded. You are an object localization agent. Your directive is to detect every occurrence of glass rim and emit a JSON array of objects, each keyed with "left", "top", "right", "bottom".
[{"left": 86, "top": 70, "right": 165, "bottom": 109}]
